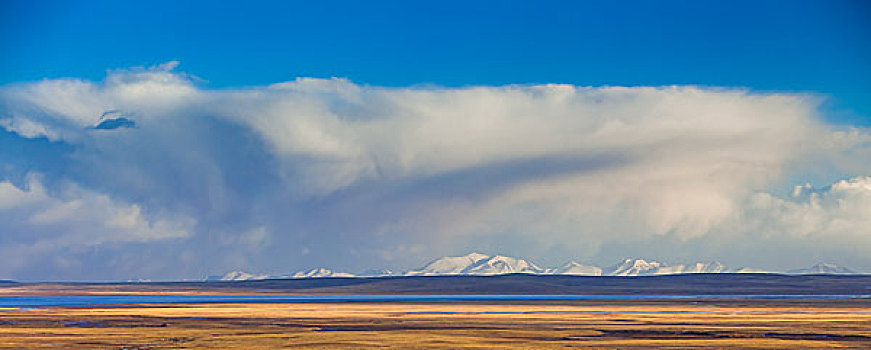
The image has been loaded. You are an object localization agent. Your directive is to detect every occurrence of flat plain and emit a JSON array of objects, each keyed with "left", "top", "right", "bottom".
[{"left": 1, "top": 275, "right": 869, "bottom": 349}]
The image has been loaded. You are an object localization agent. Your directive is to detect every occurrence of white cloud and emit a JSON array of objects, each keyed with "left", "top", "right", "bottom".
[
  {"left": 744, "top": 176, "right": 871, "bottom": 240},
  {"left": 0, "top": 175, "right": 194, "bottom": 276},
  {"left": 0, "top": 175, "right": 194, "bottom": 242},
  {"left": 0, "top": 63, "right": 869, "bottom": 278}
]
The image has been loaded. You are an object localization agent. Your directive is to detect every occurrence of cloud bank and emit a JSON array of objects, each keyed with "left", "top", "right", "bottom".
[{"left": 0, "top": 63, "right": 869, "bottom": 279}]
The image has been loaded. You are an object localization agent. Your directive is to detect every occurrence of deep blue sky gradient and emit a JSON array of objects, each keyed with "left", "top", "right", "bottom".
[{"left": 2, "top": 0, "right": 870, "bottom": 124}]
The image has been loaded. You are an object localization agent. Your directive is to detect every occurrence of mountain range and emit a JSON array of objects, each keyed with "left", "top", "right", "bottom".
[{"left": 210, "top": 253, "right": 858, "bottom": 281}]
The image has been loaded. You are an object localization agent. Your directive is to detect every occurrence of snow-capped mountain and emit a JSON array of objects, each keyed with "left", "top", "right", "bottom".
[
  {"left": 787, "top": 263, "right": 855, "bottom": 275},
  {"left": 605, "top": 259, "right": 738, "bottom": 276},
  {"left": 205, "top": 268, "right": 356, "bottom": 281},
  {"left": 405, "top": 252, "right": 490, "bottom": 275},
  {"left": 213, "top": 270, "right": 269, "bottom": 281},
  {"left": 653, "top": 262, "right": 728, "bottom": 275},
  {"left": 546, "top": 261, "right": 602, "bottom": 276},
  {"left": 291, "top": 268, "right": 355, "bottom": 278},
  {"left": 206, "top": 255, "right": 860, "bottom": 281},
  {"left": 463, "top": 255, "right": 544, "bottom": 275},
  {"left": 405, "top": 253, "right": 543, "bottom": 276},
  {"left": 605, "top": 258, "right": 663, "bottom": 276}
]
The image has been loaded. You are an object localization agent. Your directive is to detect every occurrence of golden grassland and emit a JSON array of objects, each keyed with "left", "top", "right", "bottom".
[{"left": 0, "top": 299, "right": 869, "bottom": 349}]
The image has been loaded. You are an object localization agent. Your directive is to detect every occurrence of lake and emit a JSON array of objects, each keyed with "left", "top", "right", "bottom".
[{"left": 1, "top": 294, "right": 869, "bottom": 308}]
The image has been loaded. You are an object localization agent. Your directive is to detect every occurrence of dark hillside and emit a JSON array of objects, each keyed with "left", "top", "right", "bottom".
[{"left": 164, "top": 273, "right": 871, "bottom": 295}]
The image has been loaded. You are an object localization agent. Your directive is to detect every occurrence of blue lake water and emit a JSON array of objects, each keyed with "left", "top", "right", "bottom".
[{"left": 0, "top": 294, "right": 868, "bottom": 308}]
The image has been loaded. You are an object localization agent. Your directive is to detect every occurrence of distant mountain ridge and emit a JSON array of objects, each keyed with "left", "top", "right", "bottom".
[
  {"left": 787, "top": 263, "right": 856, "bottom": 275},
  {"left": 209, "top": 252, "right": 859, "bottom": 281}
]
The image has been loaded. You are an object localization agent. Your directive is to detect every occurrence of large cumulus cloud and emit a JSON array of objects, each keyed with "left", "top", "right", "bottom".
[
  {"left": 0, "top": 62, "right": 868, "bottom": 279},
  {"left": 0, "top": 175, "right": 193, "bottom": 278}
]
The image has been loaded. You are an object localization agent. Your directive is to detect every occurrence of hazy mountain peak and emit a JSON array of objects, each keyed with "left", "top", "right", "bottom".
[
  {"left": 359, "top": 269, "right": 396, "bottom": 277},
  {"left": 654, "top": 261, "right": 727, "bottom": 275},
  {"left": 732, "top": 267, "right": 770, "bottom": 274},
  {"left": 548, "top": 260, "right": 602, "bottom": 276},
  {"left": 787, "top": 263, "right": 855, "bottom": 275}
]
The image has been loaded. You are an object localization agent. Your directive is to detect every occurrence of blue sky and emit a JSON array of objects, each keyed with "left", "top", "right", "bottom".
[
  {"left": 3, "top": 0, "right": 869, "bottom": 124},
  {"left": 1, "top": 1, "right": 870, "bottom": 280}
]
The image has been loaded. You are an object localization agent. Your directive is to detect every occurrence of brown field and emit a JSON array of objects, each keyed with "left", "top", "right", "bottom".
[{"left": 1, "top": 299, "right": 869, "bottom": 349}]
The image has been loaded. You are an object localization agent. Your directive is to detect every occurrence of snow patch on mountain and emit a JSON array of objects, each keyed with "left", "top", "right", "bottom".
[
  {"left": 462, "top": 255, "right": 544, "bottom": 275},
  {"left": 605, "top": 258, "right": 663, "bottom": 276},
  {"left": 731, "top": 267, "right": 770, "bottom": 274},
  {"left": 546, "top": 261, "right": 603, "bottom": 276},
  {"left": 404, "top": 252, "right": 491, "bottom": 275},
  {"left": 291, "top": 268, "right": 355, "bottom": 278},
  {"left": 654, "top": 262, "right": 728, "bottom": 275},
  {"left": 215, "top": 270, "right": 269, "bottom": 281}
]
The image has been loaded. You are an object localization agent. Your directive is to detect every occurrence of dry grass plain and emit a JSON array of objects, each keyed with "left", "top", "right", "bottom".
[{"left": 0, "top": 299, "right": 869, "bottom": 349}]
